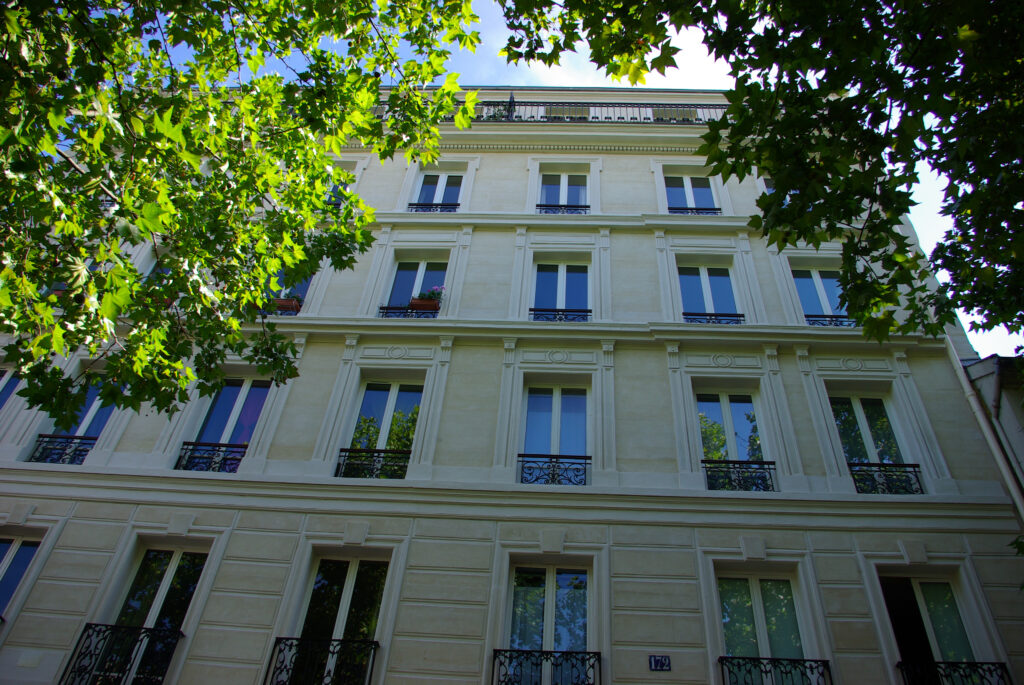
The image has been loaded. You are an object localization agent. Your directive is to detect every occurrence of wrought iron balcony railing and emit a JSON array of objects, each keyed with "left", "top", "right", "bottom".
[
  {"left": 683, "top": 312, "right": 746, "bottom": 324},
  {"left": 668, "top": 206, "right": 723, "bottom": 215},
  {"left": 468, "top": 100, "right": 727, "bottom": 125},
  {"left": 518, "top": 454, "right": 591, "bottom": 486},
  {"left": 264, "top": 637, "right": 379, "bottom": 685},
  {"left": 530, "top": 308, "right": 592, "bottom": 322},
  {"left": 703, "top": 460, "right": 778, "bottom": 492},
  {"left": 378, "top": 305, "right": 440, "bottom": 319},
  {"left": 492, "top": 649, "right": 601, "bottom": 685},
  {"left": 175, "top": 441, "right": 248, "bottom": 473},
  {"left": 719, "top": 656, "right": 833, "bottom": 685},
  {"left": 849, "top": 462, "right": 925, "bottom": 494},
  {"left": 60, "top": 623, "right": 183, "bottom": 685},
  {"left": 336, "top": 448, "right": 411, "bottom": 479},
  {"left": 536, "top": 204, "right": 591, "bottom": 215},
  {"left": 896, "top": 661, "right": 1011, "bottom": 685},
  {"left": 804, "top": 314, "right": 857, "bottom": 327},
  {"left": 29, "top": 434, "right": 97, "bottom": 465},
  {"left": 407, "top": 202, "right": 459, "bottom": 212}
]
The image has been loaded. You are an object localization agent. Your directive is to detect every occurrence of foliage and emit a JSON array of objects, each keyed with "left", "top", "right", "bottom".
[
  {"left": 349, "top": 405, "right": 419, "bottom": 450},
  {"left": 415, "top": 285, "right": 445, "bottom": 301},
  {"left": 0, "top": 0, "right": 478, "bottom": 427},
  {"left": 499, "top": 0, "right": 1024, "bottom": 343}
]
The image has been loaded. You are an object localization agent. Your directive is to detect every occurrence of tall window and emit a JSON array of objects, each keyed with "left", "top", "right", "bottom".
[
  {"left": 718, "top": 576, "right": 805, "bottom": 660},
  {"left": 829, "top": 396, "right": 921, "bottom": 494},
  {"left": 792, "top": 269, "right": 851, "bottom": 325},
  {"left": 538, "top": 173, "right": 588, "bottom": 213},
  {"left": 678, "top": 266, "right": 741, "bottom": 323},
  {"left": 880, "top": 578, "right": 979, "bottom": 674},
  {"left": 0, "top": 537, "right": 40, "bottom": 615},
  {"left": 388, "top": 261, "right": 447, "bottom": 307},
  {"left": 507, "top": 566, "right": 590, "bottom": 684},
  {"left": 288, "top": 558, "right": 389, "bottom": 683},
  {"left": 411, "top": 173, "right": 462, "bottom": 211},
  {"left": 0, "top": 369, "right": 20, "bottom": 411},
  {"left": 29, "top": 382, "right": 116, "bottom": 465},
  {"left": 665, "top": 176, "right": 718, "bottom": 213},
  {"left": 532, "top": 264, "right": 589, "bottom": 321},
  {"left": 524, "top": 388, "right": 587, "bottom": 457},
  {"left": 350, "top": 383, "right": 422, "bottom": 452},
  {"left": 697, "top": 394, "right": 761, "bottom": 461},
  {"left": 195, "top": 379, "right": 270, "bottom": 446}
]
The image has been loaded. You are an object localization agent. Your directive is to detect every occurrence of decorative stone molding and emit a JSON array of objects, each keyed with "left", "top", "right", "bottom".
[
  {"left": 343, "top": 521, "right": 370, "bottom": 546},
  {"left": 740, "top": 535, "right": 767, "bottom": 561},
  {"left": 540, "top": 527, "right": 567, "bottom": 554}
]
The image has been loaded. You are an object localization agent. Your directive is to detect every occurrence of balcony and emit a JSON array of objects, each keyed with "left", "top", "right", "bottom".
[
  {"left": 28, "top": 434, "right": 96, "bottom": 465},
  {"left": 530, "top": 308, "right": 592, "bottom": 322},
  {"left": 60, "top": 623, "right": 183, "bottom": 685},
  {"left": 492, "top": 649, "right": 601, "bottom": 685},
  {"left": 518, "top": 454, "right": 591, "bottom": 486},
  {"left": 469, "top": 100, "right": 726, "bottom": 126},
  {"left": 407, "top": 202, "right": 459, "bottom": 212},
  {"left": 719, "top": 656, "right": 832, "bottom": 685},
  {"left": 897, "top": 661, "right": 1011, "bottom": 685},
  {"left": 849, "top": 462, "right": 924, "bottom": 494},
  {"left": 378, "top": 305, "right": 439, "bottom": 319},
  {"left": 536, "top": 204, "right": 590, "bottom": 215},
  {"left": 669, "top": 206, "right": 723, "bottom": 215},
  {"left": 264, "top": 637, "right": 379, "bottom": 685},
  {"left": 804, "top": 314, "right": 857, "bottom": 327},
  {"left": 703, "top": 460, "right": 777, "bottom": 492},
  {"left": 683, "top": 312, "right": 745, "bottom": 325},
  {"left": 175, "top": 441, "right": 248, "bottom": 473},
  {"left": 336, "top": 448, "right": 411, "bottom": 479}
]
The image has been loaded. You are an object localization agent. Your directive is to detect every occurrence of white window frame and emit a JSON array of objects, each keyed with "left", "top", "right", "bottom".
[
  {"left": 678, "top": 265, "right": 739, "bottom": 314},
  {"left": 538, "top": 172, "right": 588, "bottom": 207},
  {"left": 198, "top": 378, "right": 269, "bottom": 444},
  {"left": 828, "top": 395, "right": 904, "bottom": 464},
  {"left": 390, "top": 260, "right": 447, "bottom": 303},
  {"left": 0, "top": 536, "right": 40, "bottom": 611},
  {"left": 664, "top": 175, "right": 718, "bottom": 210},
  {"left": 533, "top": 263, "right": 589, "bottom": 311},
  {"left": 696, "top": 392, "right": 762, "bottom": 461},
  {"left": 300, "top": 558, "right": 384, "bottom": 641},
  {"left": 715, "top": 573, "right": 808, "bottom": 659},
  {"left": 414, "top": 172, "right": 463, "bottom": 206},
  {"left": 61, "top": 385, "right": 111, "bottom": 437},
  {"left": 126, "top": 550, "right": 199, "bottom": 628},
  {"left": 650, "top": 159, "right": 733, "bottom": 215},
  {"left": 905, "top": 579, "right": 975, "bottom": 662},
  {"left": 351, "top": 381, "right": 422, "bottom": 451},
  {"left": 0, "top": 369, "right": 20, "bottom": 410},
  {"left": 505, "top": 564, "right": 594, "bottom": 651},
  {"left": 525, "top": 158, "right": 602, "bottom": 214},
  {"left": 522, "top": 386, "right": 589, "bottom": 456},
  {"left": 792, "top": 268, "right": 844, "bottom": 316}
]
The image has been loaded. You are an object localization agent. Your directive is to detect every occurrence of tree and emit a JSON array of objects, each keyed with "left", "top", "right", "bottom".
[
  {"left": 499, "top": 0, "right": 1024, "bottom": 344},
  {"left": 0, "top": 0, "right": 478, "bottom": 427}
]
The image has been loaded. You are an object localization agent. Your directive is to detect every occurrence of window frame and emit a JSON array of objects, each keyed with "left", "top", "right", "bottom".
[
  {"left": 664, "top": 175, "right": 718, "bottom": 211},
  {"left": 349, "top": 381, "right": 424, "bottom": 452},
  {"left": 791, "top": 268, "right": 844, "bottom": 317},
  {"left": 195, "top": 378, "right": 271, "bottom": 445},
  {"left": 715, "top": 572, "right": 808, "bottom": 659},
  {"left": 0, "top": 535, "right": 41, "bottom": 616},
  {"left": 415, "top": 171, "right": 463, "bottom": 206},
  {"left": 521, "top": 385, "right": 590, "bottom": 457},
  {"left": 297, "top": 557, "right": 390, "bottom": 642},
  {"left": 505, "top": 563, "right": 594, "bottom": 652},
  {"left": 678, "top": 265, "right": 740, "bottom": 315},
  {"left": 828, "top": 395, "right": 905, "bottom": 465},
  {"left": 533, "top": 262, "right": 590, "bottom": 312},
  {"left": 539, "top": 172, "right": 588, "bottom": 207},
  {"left": 696, "top": 392, "right": 763, "bottom": 462},
  {"left": 525, "top": 158, "right": 602, "bottom": 214},
  {"left": 387, "top": 260, "right": 448, "bottom": 307},
  {"left": 0, "top": 369, "right": 20, "bottom": 412}
]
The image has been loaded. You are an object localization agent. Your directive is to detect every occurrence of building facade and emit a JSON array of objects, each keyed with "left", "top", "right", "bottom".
[{"left": 0, "top": 87, "right": 1022, "bottom": 684}]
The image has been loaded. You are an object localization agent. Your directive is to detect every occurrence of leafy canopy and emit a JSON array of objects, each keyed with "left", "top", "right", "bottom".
[
  {"left": 0, "top": 0, "right": 478, "bottom": 427},
  {"left": 500, "top": 0, "right": 1024, "bottom": 344}
]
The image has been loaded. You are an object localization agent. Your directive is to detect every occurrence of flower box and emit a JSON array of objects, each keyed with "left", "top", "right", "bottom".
[{"left": 408, "top": 298, "right": 441, "bottom": 311}]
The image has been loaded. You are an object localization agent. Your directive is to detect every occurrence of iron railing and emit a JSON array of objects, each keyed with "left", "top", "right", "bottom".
[
  {"left": 175, "top": 441, "right": 248, "bottom": 473},
  {"left": 897, "top": 661, "right": 1011, "bottom": 685},
  {"left": 469, "top": 100, "right": 727, "bottom": 125},
  {"left": 378, "top": 305, "right": 440, "bottom": 319},
  {"left": 407, "top": 202, "right": 459, "bottom": 212},
  {"left": 804, "top": 314, "right": 857, "bottom": 327},
  {"left": 669, "top": 206, "right": 723, "bottom": 215},
  {"left": 28, "top": 434, "right": 96, "bottom": 465},
  {"left": 536, "top": 204, "right": 590, "bottom": 215},
  {"left": 683, "top": 312, "right": 746, "bottom": 325},
  {"left": 720, "top": 656, "right": 832, "bottom": 685},
  {"left": 703, "top": 460, "right": 778, "bottom": 492},
  {"left": 336, "top": 448, "right": 411, "bottom": 479},
  {"left": 530, "top": 308, "right": 592, "bottom": 322},
  {"left": 60, "top": 623, "right": 183, "bottom": 685},
  {"left": 264, "top": 637, "right": 379, "bottom": 685},
  {"left": 492, "top": 649, "right": 601, "bottom": 685},
  {"left": 849, "top": 462, "right": 924, "bottom": 494},
  {"left": 518, "top": 454, "right": 591, "bottom": 486}
]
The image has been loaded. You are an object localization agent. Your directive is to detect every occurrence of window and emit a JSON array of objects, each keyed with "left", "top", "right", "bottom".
[
  {"left": 29, "top": 383, "right": 115, "bottom": 465},
  {"left": 665, "top": 176, "right": 720, "bottom": 214},
  {"left": 268, "top": 558, "right": 389, "bottom": 684},
  {"left": 176, "top": 379, "right": 270, "bottom": 472},
  {"left": 538, "top": 173, "right": 589, "bottom": 214},
  {"left": 0, "top": 537, "right": 40, "bottom": 616},
  {"left": 520, "top": 387, "right": 589, "bottom": 485},
  {"left": 380, "top": 261, "right": 447, "bottom": 318},
  {"left": 879, "top": 577, "right": 1002, "bottom": 682},
  {"left": 678, "top": 266, "right": 742, "bottom": 323},
  {"left": 409, "top": 173, "right": 461, "bottom": 212},
  {"left": 698, "top": 394, "right": 774, "bottom": 491},
  {"left": 792, "top": 269, "right": 854, "bottom": 326},
  {"left": 829, "top": 396, "right": 922, "bottom": 494},
  {"left": 497, "top": 566, "right": 596, "bottom": 685},
  {"left": 338, "top": 383, "right": 422, "bottom": 478},
  {"left": 267, "top": 269, "right": 313, "bottom": 315},
  {"left": 64, "top": 548, "right": 208, "bottom": 683},
  {"left": 0, "top": 369, "right": 20, "bottom": 411},
  {"left": 532, "top": 264, "right": 590, "bottom": 322}
]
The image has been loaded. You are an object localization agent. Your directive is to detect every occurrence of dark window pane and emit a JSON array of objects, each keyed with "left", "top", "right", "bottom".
[
  {"left": 197, "top": 381, "right": 242, "bottom": 443},
  {"left": 729, "top": 395, "right": 761, "bottom": 461},
  {"left": 554, "top": 569, "right": 588, "bottom": 651},
  {"left": 708, "top": 268, "right": 737, "bottom": 313},
  {"left": 351, "top": 383, "right": 391, "bottom": 449},
  {"left": 880, "top": 577, "right": 935, "bottom": 664},
  {"left": 678, "top": 267, "right": 706, "bottom": 313},
  {"left": 301, "top": 559, "right": 349, "bottom": 638},
  {"left": 665, "top": 176, "right": 687, "bottom": 207},
  {"left": 441, "top": 175, "right": 462, "bottom": 204},
  {"left": 524, "top": 389, "right": 553, "bottom": 454},
  {"left": 227, "top": 381, "right": 270, "bottom": 444},
  {"left": 342, "top": 561, "right": 389, "bottom": 641},
  {"left": 697, "top": 394, "right": 727, "bottom": 460},
  {"left": 820, "top": 271, "right": 844, "bottom": 315},
  {"left": 760, "top": 579, "right": 803, "bottom": 658},
  {"left": 82, "top": 399, "right": 115, "bottom": 438},
  {"left": 718, "top": 577, "right": 759, "bottom": 657},
  {"left": 66, "top": 384, "right": 102, "bottom": 436},
  {"left": 117, "top": 550, "right": 174, "bottom": 627},
  {"left": 829, "top": 397, "right": 869, "bottom": 463},
  {"left": 792, "top": 270, "right": 824, "bottom": 316},
  {"left": 152, "top": 552, "right": 207, "bottom": 632},
  {"left": 0, "top": 541, "right": 38, "bottom": 612},
  {"left": 386, "top": 385, "right": 422, "bottom": 450},
  {"left": 559, "top": 389, "right": 587, "bottom": 456},
  {"left": 566, "top": 175, "right": 587, "bottom": 205},
  {"left": 420, "top": 262, "right": 447, "bottom": 295},
  {"left": 510, "top": 568, "right": 546, "bottom": 650},
  {"left": 564, "top": 265, "right": 588, "bottom": 309},
  {"left": 417, "top": 175, "right": 439, "bottom": 203},
  {"left": 861, "top": 398, "right": 903, "bottom": 463},
  {"left": 0, "top": 371, "right": 19, "bottom": 411},
  {"left": 691, "top": 177, "right": 714, "bottom": 208},
  {"left": 534, "top": 265, "right": 558, "bottom": 309},
  {"left": 541, "top": 174, "right": 561, "bottom": 204},
  {"left": 388, "top": 263, "right": 419, "bottom": 306}
]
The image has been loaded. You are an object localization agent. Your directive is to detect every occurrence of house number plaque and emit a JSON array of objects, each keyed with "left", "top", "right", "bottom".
[{"left": 648, "top": 655, "right": 671, "bottom": 671}]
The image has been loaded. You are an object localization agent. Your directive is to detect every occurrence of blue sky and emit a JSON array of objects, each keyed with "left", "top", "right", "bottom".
[{"left": 441, "top": 1, "right": 1021, "bottom": 357}]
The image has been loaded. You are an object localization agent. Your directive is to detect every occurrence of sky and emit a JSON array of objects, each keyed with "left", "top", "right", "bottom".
[{"left": 442, "top": 1, "right": 1022, "bottom": 358}]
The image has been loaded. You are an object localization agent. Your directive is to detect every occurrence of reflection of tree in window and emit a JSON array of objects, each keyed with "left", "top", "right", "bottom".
[
  {"left": 829, "top": 396, "right": 903, "bottom": 464},
  {"left": 697, "top": 394, "right": 761, "bottom": 460},
  {"left": 718, "top": 577, "right": 804, "bottom": 659},
  {"left": 509, "top": 566, "right": 589, "bottom": 684},
  {"left": 350, "top": 383, "right": 422, "bottom": 450}
]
